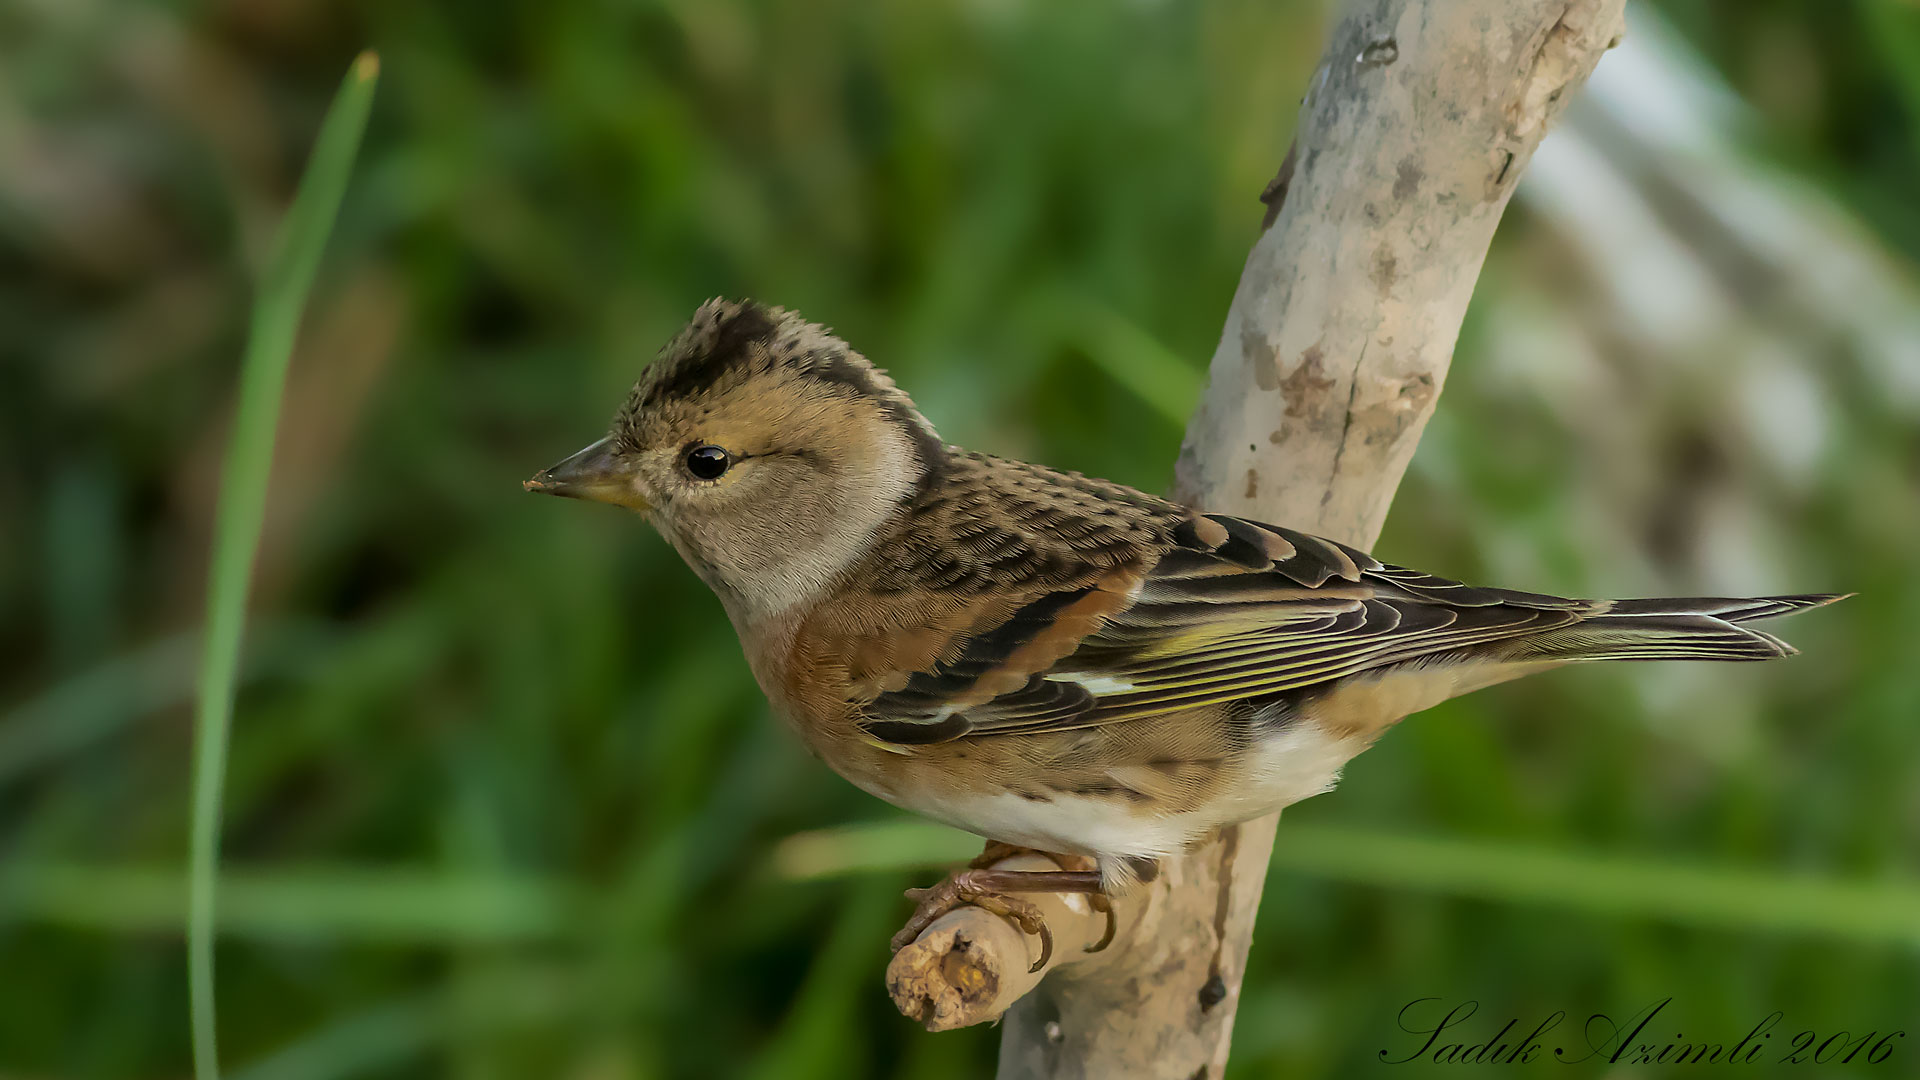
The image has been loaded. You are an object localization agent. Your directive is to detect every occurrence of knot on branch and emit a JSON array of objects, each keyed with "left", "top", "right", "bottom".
[{"left": 887, "top": 922, "right": 1008, "bottom": 1031}]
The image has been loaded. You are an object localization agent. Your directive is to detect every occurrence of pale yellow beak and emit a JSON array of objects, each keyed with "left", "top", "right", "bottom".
[{"left": 524, "top": 437, "right": 650, "bottom": 510}]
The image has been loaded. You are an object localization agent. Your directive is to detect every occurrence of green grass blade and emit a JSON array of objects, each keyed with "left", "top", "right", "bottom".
[
  {"left": 0, "top": 621, "right": 334, "bottom": 788},
  {"left": 771, "top": 817, "right": 979, "bottom": 880},
  {"left": 1263, "top": 823, "right": 1920, "bottom": 947},
  {"left": 188, "top": 51, "right": 380, "bottom": 1080},
  {"left": 1063, "top": 298, "right": 1203, "bottom": 426},
  {"left": 4, "top": 863, "right": 572, "bottom": 942},
  {"left": 771, "top": 819, "right": 1920, "bottom": 947}
]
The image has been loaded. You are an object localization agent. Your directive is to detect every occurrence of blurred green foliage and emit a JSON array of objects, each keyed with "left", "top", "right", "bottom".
[{"left": 2, "top": 1, "right": 1916, "bottom": 1077}]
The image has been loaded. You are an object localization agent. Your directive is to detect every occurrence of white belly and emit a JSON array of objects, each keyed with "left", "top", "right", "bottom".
[
  {"left": 1231, "top": 717, "right": 1370, "bottom": 818},
  {"left": 909, "top": 788, "right": 1207, "bottom": 860},
  {"left": 891, "top": 718, "right": 1370, "bottom": 862}
]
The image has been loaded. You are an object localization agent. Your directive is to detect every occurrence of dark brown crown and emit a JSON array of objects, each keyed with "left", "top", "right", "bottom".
[{"left": 619, "top": 298, "right": 945, "bottom": 471}]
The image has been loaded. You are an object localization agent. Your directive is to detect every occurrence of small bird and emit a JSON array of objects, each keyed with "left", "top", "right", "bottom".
[{"left": 527, "top": 299, "right": 1843, "bottom": 968}]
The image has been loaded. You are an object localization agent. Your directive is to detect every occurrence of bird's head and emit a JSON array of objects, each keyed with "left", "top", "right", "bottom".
[{"left": 526, "top": 299, "right": 945, "bottom": 618}]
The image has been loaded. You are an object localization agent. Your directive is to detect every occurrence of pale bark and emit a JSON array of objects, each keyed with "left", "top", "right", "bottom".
[{"left": 886, "top": 0, "right": 1625, "bottom": 1074}]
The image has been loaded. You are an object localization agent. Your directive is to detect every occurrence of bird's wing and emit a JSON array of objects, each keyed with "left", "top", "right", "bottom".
[{"left": 857, "top": 513, "right": 1588, "bottom": 745}]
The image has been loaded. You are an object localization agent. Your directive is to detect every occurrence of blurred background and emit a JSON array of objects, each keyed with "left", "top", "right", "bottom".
[{"left": 2, "top": 0, "right": 1917, "bottom": 1076}]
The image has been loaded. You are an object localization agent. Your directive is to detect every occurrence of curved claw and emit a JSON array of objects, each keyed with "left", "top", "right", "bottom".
[
  {"left": 1084, "top": 902, "right": 1118, "bottom": 954},
  {"left": 970, "top": 895, "right": 1052, "bottom": 972},
  {"left": 1026, "top": 918, "right": 1054, "bottom": 972}
]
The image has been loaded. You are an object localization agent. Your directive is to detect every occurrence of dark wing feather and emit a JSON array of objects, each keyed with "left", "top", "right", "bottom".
[{"left": 858, "top": 513, "right": 1590, "bottom": 744}]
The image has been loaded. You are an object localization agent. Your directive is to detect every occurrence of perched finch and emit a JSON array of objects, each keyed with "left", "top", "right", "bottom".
[{"left": 528, "top": 299, "right": 1842, "bottom": 966}]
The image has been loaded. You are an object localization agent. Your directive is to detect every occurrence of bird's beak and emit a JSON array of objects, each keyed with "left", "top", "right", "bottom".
[{"left": 523, "top": 437, "right": 650, "bottom": 510}]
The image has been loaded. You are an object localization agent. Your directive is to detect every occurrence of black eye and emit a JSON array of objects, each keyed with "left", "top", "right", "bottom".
[{"left": 684, "top": 445, "right": 730, "bottom": 480}]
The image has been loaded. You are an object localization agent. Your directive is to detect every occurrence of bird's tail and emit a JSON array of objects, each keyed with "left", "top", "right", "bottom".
[{"left": 1507, "top": 593, "right": 1849, "bottom": 663}]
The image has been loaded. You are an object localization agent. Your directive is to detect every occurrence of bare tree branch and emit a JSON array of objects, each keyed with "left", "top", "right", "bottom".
[{"left": 886, "top": 1, "right": 1625, "bottom": 1074}]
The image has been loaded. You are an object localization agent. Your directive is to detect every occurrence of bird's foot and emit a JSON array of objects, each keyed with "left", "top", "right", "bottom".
[
  {"left": 890, "top": 858, "right": 1110, "bottom": 974},
  {"left": 894, "top": 874, "right": 1055, "bottom": 971}
]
